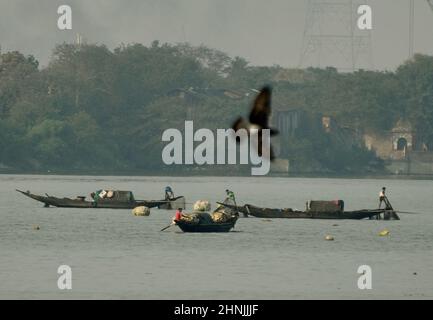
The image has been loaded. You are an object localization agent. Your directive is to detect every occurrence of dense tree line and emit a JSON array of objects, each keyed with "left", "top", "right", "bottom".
[{"left": 0, "top": 41, "right": 432, "bottom": 174}]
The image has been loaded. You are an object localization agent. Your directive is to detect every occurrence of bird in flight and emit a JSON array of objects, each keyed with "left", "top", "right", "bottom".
[{"left": 232, "top": 86, "right": 279, "bottom": 160}]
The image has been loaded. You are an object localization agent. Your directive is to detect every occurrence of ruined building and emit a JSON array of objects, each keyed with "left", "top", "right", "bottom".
[{"left": 364, "top": 119, "right": 433, "bottom": 175}]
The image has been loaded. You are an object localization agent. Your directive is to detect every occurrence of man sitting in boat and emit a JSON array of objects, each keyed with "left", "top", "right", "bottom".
[
  {"left": 174, "top": 208, "right": 183, "bottom": 222},
  {"left": 165, "top": 186, "right": 175, "bottom": 200}
]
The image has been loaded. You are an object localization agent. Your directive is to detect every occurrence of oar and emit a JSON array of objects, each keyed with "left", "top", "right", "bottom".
[{"left": 160, "top": 222, "right": 175, "bottom": 232}]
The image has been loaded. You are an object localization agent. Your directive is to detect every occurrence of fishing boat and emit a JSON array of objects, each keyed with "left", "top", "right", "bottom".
[
  {"left": 174, "top": 198, "right": 239, "bottom": 232},
  {"left": 219, "top": 200, "right": 400, "bottom": 220},
  {"left": 175, "top": 218, "right": 237, "bottom": 232},
  {"left": 16, "top": 189, "right": 185, "bottom": 210}
]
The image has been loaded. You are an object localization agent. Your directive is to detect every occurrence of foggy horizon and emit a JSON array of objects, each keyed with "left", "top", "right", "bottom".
[
  {"left": 1, "top": 0, "right": 433, "bottom": 70},
  {"left": 1, "top": 0, "right": 433, "bottom": 303}
]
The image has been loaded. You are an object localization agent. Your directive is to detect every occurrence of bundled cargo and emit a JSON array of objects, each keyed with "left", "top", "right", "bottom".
[
  {"left": 179, "top": 213, "right": 201, "bottom": 224},
  {"left": 132, "top": 206, "right": 150, "bottom": 216},
  {"left": 308, "top": 200, "right": 344, "bottom": 213},
  {"left": 211, "top": 211, "right": 231, "bottom": 223},
  {"left": 193, "top": 200, "right": 211, "bottom": 212}
]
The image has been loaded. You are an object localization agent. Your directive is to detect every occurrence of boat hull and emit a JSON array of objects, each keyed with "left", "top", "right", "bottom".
[
  {"left": 175, "top": 220, "right": 236, "bottom": 232},
  {"left": 221, "top": 203, "right": 392, "bottom": 220},
  {"left": 17, "top": 190, "right": 185, "bottom": 210}
]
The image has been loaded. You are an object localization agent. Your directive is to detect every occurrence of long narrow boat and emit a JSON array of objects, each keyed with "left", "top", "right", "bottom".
[
  {"left": 17, "top": 189, "right": 185, "bottom": 209},
  {"left": 219, "top": 202, "right": 399, "bottom": 220},
  {"left": 174, "top": 198, "right": 239, "bottom": 232}
]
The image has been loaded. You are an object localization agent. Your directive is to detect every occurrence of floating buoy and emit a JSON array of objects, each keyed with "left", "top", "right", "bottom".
[
  {"left": 32, "top": 225, "right": 40, "bottom": 230},
  {"left": 132, "top": 206, "right": 150, "bottom": 216},
  {"left": 325, "top": 235, "right": 334, "bottom": 241},
  {"left": 379, "top": 229, "right": 390, "bottom": 236}
]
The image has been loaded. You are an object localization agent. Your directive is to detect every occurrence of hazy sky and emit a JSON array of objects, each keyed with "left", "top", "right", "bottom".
[{"left": 0, "top": 0, "right": 433, "bottom": 70}]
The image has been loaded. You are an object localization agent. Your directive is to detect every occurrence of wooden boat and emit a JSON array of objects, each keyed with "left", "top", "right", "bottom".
[
  {"left": 219, "top": 202, "right": 399, "bottom": 220},
  {"left": 16, "top": 189, "right": 185, "bottom": 210},
  {"left": 175, "top": 219, "right": 237, "bottom": 232},
  {"left": 175, "top": 198, "right": 239, "bottom": 232}
]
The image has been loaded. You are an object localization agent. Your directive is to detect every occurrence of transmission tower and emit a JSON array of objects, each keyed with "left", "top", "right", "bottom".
[
  {"left": 427, "top": 0, "right": 433, "bottom": 11},
  {"left": 409, "top": 0, "right": 414, "bottom": 58},
  {"left": 409, "top": 0, "right": 433, "bottom": 59},
  {"left": 299, "top": 0, "right": 373, "bottom": 71}
]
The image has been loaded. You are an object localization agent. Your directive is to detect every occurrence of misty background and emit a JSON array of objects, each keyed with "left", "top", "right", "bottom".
[{"left": 1, "top": 0, "right": 433, "bottom": 70}]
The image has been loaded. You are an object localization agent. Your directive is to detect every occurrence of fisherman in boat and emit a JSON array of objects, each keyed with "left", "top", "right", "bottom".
[
  {"left": 165, "top": 186, "right": 175, "bottom": 200},
  {"left": 174, "top": 208, "right": 183, "bottom": 222},
  {"left": 225, "top": 189, "right": 244, "bottom": 217},
  {"left": 379, "top": 187, "right": 386, "bottom": 209},
  {"left": 226, "top": 189, "right": 236, "bottom": 204}
]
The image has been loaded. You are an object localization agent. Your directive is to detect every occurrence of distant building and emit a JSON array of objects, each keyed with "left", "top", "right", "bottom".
[
  {"left": 273, "top": 109, "right": 303, "bottom": 157},
  {"left": 364, "top": 119, "right": 433, "bottom": 175},
  {"left": 275, "top": 110, "right": 302, "bottom": 137},
  {"left": 364, "top": 119, "right": 415, "bottom": 161}
]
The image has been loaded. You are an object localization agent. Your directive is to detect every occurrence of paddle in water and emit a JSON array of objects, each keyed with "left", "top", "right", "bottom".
[{"left": 160, "top": 223, "right": 175, "bottom": 232}]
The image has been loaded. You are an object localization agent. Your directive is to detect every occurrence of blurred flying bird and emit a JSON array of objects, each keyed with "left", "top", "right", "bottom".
[{"left": 232, "top": 86, "right": 278, "bottom": 160}]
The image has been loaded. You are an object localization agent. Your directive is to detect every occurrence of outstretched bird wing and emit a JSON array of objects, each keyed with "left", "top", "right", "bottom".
[
  {"left": 232, "top": 117, "right": 248, "bottom": 132},
  {"left": 232, "top": 86, "right": 278, "bottom": 161},
  {"left": 249, "top": 86, "right": 272, "bottom": 128}
]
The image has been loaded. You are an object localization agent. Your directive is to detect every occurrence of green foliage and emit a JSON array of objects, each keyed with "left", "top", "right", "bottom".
[
  {"left": 0, "top": 43, "right": 432, "bottom": 174},
  {"left": 396, "top": 54, "right": 433, "bottom": 145}
]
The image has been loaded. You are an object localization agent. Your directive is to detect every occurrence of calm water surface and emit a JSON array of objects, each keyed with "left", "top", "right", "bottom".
[{"left": 0, "top": 175, "right": 432, "bottom": 299}]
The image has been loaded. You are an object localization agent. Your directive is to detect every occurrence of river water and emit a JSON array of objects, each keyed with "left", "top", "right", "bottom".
[{"left": 0, "top": 174, "right": 432, "bottom": 299}]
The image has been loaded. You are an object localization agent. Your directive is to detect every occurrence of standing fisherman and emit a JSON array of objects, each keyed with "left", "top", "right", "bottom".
[
  {"left": 377, "top": 187, "right": 399, "bottom": 220},
  {"left": 225, "top": 189, "right": 245, "bottom": 217},
  {"left": 226, "top": 189, "right": 236, "bottom": 204},
  {"left": 379, "top": 187, "right": 386, "bottom": 209}
]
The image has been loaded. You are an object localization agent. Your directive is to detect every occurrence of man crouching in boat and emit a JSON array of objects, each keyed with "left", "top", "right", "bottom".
[{"left": 165, "top": 186, "right": 175, "bottom": 200}]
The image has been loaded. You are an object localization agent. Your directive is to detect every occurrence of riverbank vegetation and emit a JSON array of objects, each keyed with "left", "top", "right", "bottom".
[{"left": 0, "top": 41, "right": 432, "bottom": 174}]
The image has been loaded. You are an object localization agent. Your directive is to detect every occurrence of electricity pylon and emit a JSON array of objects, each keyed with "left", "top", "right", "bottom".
[{"left": 299, "top": 0, "right": 373, "bottom": 71}]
